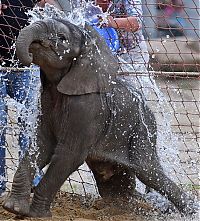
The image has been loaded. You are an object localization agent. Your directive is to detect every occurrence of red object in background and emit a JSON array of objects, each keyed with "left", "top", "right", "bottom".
[{"left": 95, "top": 0, "right": 111, "bottom": 12}]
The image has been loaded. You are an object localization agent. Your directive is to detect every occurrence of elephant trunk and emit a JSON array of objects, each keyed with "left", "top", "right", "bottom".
[{"left": 16, "top": 21, "right": 47, "bottom": 66}]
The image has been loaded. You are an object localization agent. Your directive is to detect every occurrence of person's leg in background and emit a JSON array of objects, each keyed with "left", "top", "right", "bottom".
[
  {"left": 7, "top": 67, "right": 42, "bottom": 187},
  {"left": 6, "top": 67, "right": 41, "bottom": 159},
  {"left": 0, "top": 67, "right": 41, "bottom": 194},
  {"left": 0, "top": 71, "right": 8, "bottom": 195}
]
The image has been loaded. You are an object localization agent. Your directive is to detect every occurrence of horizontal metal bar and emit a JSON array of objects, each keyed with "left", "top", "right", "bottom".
[
  {"left": 0, "top": 67, "right": 39, "bottom": 71},
  {"left": 0, "top": 67, "right": 199, "bottom": 77},
  {"left": 118, "top": 71, "right": 200, "bottom": 77}
]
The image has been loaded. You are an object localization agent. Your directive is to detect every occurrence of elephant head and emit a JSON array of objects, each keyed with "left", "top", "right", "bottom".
[{"left": 16, "top": 19, "right": 119, "bottom": 95}]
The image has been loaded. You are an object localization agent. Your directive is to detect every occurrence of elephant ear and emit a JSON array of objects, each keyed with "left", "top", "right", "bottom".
[{"left": 57, "top": 23, "right": 119, "bottom": 95}]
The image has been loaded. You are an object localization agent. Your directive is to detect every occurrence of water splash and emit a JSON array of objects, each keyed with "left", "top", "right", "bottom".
[
  {"left": 121, "top": 72, "right": 181, "bottom": 178},
  {"left": 27, "top": 2, "right": 108, "bottom": 63},
  {"left": 28, "top": 1, "right": 108, "bottom": 27}
]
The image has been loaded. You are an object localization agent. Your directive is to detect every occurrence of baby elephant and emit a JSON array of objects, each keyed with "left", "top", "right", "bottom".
[{"left": 3, "top": 18, "right": 195, "bottom": 217}]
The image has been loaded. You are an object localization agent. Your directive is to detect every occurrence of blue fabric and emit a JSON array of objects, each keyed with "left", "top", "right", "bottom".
[
  {"left": 89, "top": 18, "right": 120, "bottom": 53},
  {"left": 0, "top": 67, "right": 40, "bottom": 193}
]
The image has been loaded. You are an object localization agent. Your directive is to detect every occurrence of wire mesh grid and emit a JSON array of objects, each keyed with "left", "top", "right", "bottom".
[
  {"left": 140, "top": 73, "right": 199, "bottom": 196},
  {"left": 0, "top": 0, "right": 199, "bottom": 207}
]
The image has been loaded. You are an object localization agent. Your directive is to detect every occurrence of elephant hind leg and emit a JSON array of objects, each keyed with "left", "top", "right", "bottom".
[
  {"left": 135, "top": 161, "right": 195, "bottom": 214},
  {"left": 86, "top": 158, "right": 141, "bottom": 200},
  {"left": 127, "top": 113, "right": 197, "bottom": 214},
  {"left": 130, "top": 137, "right": 195, "bottom": 214}
]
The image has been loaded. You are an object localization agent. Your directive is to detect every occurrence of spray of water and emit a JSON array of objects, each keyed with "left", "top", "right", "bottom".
[
  {"left": 2, "top": 1, "right": 196, "bottom": 213},
  {"left": 28, "top": 1, "right": 108, "bottom": 27}
]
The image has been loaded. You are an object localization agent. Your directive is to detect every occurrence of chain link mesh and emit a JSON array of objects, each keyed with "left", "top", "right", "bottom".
[{"left": 0, "top": 0, "right": 199, "bottom": 203}]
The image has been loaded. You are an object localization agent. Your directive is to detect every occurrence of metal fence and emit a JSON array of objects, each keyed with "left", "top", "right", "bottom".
[{"left": 0, "top": 0, "right": 199, "bottom": 209}]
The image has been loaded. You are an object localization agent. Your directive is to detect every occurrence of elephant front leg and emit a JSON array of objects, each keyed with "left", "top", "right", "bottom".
[
  {"left": 3, "top": 136, "right": 54, "bottom": 216},
  {"left": 28, "top": 144, "right": 87, "bottom": 218},
  {"left": 3, "top": 159, "right": 32, "bottom": 216}
]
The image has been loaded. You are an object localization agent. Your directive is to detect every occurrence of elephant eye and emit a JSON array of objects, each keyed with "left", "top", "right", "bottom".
[{"left": 57, "top": 34, "right": 66, "bottom": 41}]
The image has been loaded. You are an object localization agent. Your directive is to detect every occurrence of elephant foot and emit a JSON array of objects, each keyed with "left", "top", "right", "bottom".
[
  {"left": 28, "top": 205, "right": 52, "bottom": 218},
  {"left": 3, "top": 194, "right": 30, "bottom": 216}
]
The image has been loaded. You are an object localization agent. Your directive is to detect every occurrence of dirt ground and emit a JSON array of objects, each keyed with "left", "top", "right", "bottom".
[
  {"left": 0, "top": 192, "right": 199, "bottom": 221},
  {"left": 0, "top": 192, "right": 151, "bottom": 221}
]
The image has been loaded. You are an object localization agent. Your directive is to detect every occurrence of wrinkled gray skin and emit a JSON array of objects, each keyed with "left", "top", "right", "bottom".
[{"left": 3, "top": 19, "right": 195, "bottom": 217}]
